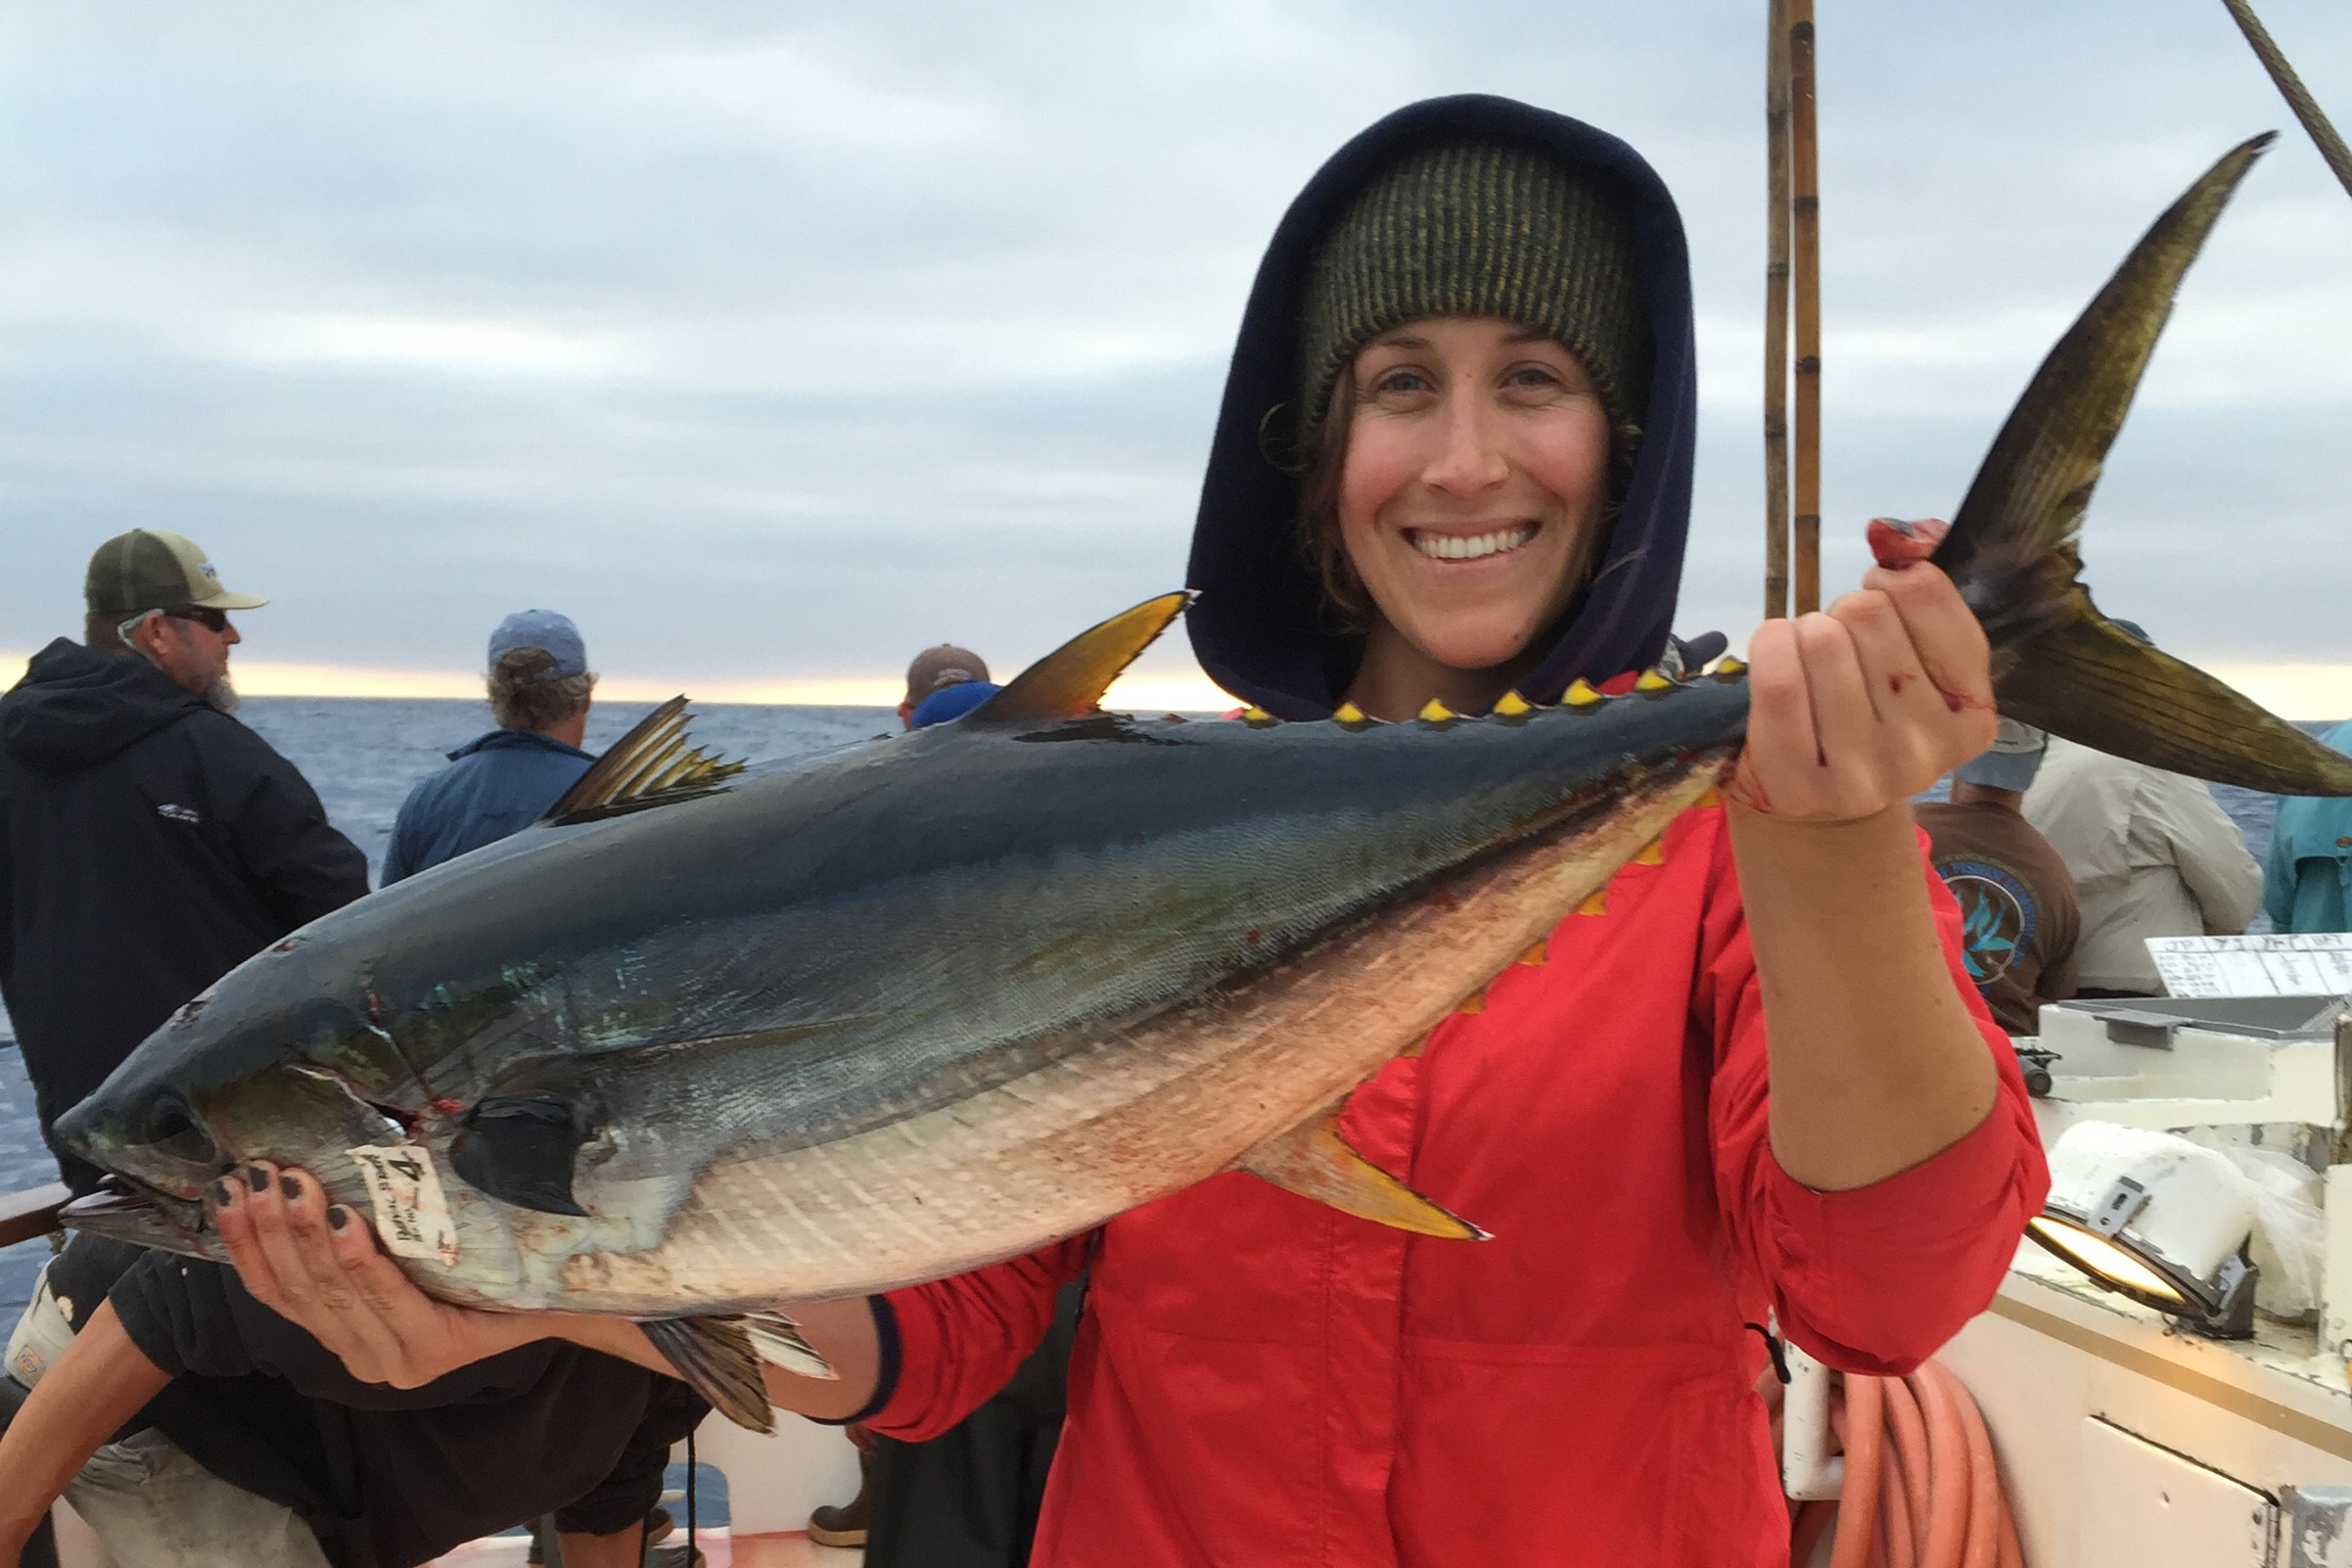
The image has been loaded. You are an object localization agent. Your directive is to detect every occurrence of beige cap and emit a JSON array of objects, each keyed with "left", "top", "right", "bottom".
[
  {"left": 902, "top": 645, "right": 989, "bottom": 708},
  {"left": 85, "top": 530, "right": 269, "bottom": 616}
]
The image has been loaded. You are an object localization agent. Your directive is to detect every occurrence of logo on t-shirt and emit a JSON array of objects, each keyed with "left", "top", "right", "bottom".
[
  {"left": 1936, "top": 856, "right": 2044, "bottom": 987},
  {"left": 156, "top": 803, "right": 201, "bottom": 825}
]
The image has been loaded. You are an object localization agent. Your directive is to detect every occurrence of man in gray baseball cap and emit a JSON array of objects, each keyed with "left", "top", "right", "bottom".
[
  {"left": 0, "top": 530, "right": 367, "bottom": 1193},
  {"left": 380, "top": 610, "right": 599, "bottom": 884}
]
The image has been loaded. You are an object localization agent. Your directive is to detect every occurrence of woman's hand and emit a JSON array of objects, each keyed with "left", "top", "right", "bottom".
[
  {"left": 1728, "top": 518, "right": 1997, "bottom": 822},
  {"left": 211, "top": 1161, "right": 545, "bottom": 1388}
]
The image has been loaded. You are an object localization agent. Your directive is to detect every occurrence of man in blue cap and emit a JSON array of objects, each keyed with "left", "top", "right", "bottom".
[{"left": 381, "top": 611, "right": 598, "bottom": 885}]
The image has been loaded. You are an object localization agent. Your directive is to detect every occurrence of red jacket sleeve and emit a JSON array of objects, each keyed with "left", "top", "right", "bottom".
[
  {"left": 1700, "top": 825, "right": 2050, "bottom": 1375},
  {"left": 863, "top": 1236, "right": 1091, "bottom": 1441}
]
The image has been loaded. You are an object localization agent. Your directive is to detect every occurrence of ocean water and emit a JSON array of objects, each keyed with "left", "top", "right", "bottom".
[{"left": 0, "top": 702, "right": 2321, "bottom": 1314}]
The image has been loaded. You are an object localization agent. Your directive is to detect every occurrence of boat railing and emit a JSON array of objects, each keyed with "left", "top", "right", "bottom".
[{"left": 0, "top": 1182, "right": 68, "bottom": 1250}]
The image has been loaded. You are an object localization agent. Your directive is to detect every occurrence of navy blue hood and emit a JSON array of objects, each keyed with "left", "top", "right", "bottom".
[{"left": 1184, "top": 95, "right": 1697, "bottom": 718}]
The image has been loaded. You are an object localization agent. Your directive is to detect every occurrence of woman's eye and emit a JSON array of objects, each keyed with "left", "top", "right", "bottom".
[
  {"left": 1366, "top": 366, "right": 1433, "bottom": 397},
  {"left": 1504, "top": 363, "right": 1565, "bottom": 391}
]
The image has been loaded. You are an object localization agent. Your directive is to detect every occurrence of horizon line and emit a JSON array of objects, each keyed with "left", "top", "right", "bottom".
[
  {"left": 3, "top": 652, "right": 2345, "bottom": 725},
  {"left": 0, "top": 651, "right": 1242, "bottom": 715}
]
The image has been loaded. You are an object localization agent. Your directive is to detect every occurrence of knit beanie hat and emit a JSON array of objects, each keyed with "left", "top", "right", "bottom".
[{"left": 1298, "top": 140, "right": 1651, "bottom": 438}]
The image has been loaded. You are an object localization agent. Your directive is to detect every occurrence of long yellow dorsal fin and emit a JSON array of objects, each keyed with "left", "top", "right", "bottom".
[
  {"left": 1517, "top": 941, "right": 1547, "bottom": 966},
  {"left": 1493, "top": 690, "right": 1535, "bottom": 717},
  {"left": 1577, "top": 888, "right": 1609, "bottom": 916},
  {"left": 1564, "top": 678, "right": 1603, "bottom": 707},
  {"left": 1635, "top": 838, "right": 1666, "bottom": 865},
  {"left": 1715, "top": 656, "right": 1747, "bottom": 678},
  {"left": 968, "top": 591, "right": 1191, "bottom": 724},
  {"left": 1237, "top": 1107, "right": 1487, "bottom": 1240},
  {"left": 1455, "top": 989, "right": 1485, "bottom": 1015},
  {"left": 1332, "top": 700, "right": 1369, "bottom": 725},
  {"left": 1636, "top": 668, "right": 1674, "bottom": 692},
  {"left": 1418, "top": 698, "right": 1456, "bottom": 723}
]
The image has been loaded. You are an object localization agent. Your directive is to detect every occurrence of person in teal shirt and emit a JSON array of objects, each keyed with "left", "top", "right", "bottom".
[{"left": 2265, "top": 715, "right": 2352, "bottom": 933}]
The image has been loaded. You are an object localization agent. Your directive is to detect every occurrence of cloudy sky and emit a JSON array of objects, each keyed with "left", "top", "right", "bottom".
[{"left": 3, "top": 0, "right": 2348, "bottom": 713}]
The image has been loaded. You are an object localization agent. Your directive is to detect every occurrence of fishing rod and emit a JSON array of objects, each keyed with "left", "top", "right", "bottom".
[
  {"left": 1763, "top": 0, "right": 1822, "bottom": 618},
  {"left": 2219, "top": 0, "right": 2352, "bottom": 202},
  {"left": 1763, "top": 0, "right": 1791, "bottom": 622},
  {"left": 1786, "top": 0, "right": 1822, "bottom": 617}
]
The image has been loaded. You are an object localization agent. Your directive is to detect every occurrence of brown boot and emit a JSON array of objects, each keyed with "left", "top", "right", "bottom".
[{"left": 807, "top": 1447, "right": 874, "bottom": 1547}]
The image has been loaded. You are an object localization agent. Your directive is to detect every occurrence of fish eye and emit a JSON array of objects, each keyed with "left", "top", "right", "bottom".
[{"left": 137, "top": 1093, "right": 221, "bottom": 1167}]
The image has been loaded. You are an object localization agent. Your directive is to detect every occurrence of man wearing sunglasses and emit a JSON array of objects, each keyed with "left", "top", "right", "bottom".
[{"left": 0, "top": 529, "right": 369, "bottom": 1195}]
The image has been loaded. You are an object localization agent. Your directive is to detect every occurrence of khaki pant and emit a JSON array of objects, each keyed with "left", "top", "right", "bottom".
[{"left": 6, "top": 1263, "right": 331, "bottom": 1568}]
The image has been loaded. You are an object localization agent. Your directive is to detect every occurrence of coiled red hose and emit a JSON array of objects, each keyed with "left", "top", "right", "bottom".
[{"left": 1796, "top": 1359, "right": 2026, "bottom": 1568}]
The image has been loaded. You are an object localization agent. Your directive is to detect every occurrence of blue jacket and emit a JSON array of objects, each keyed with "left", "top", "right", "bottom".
[
  {"left": 381, "top": 728, "right": 594, "bottom": 886},
  {"left": 2265, "top": 716, "right": 2352, "bottom": 933}
]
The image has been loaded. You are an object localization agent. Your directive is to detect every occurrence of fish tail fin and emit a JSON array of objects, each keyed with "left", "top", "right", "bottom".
[
  {"left": 1238, "top": 1103, "right": 1489, "bottom": 1241},
  {"left": 1930, "top": 131, "right": 2352, "bottom": 798},
  {"left": 639, "top": 1312, "right": 836, "bottom": 1432},
  {"left": 2000, "top": 613, "right": 2352, "bottom": 795}
]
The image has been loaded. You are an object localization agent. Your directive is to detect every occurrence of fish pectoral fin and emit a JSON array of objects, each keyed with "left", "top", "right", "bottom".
[
  {"left": 1999, "top": 610, "right": 2352, "bottom": 797},
  {"left": 539, "top": 695, "right": 747, "bottom": 825},
  {"left": 639, "top": 1316, "right": 778, "bottom": 1434},
  {"left": 739, "top": 1311, "right": 838, "bottom": 1382},
  {"left": 967, "top": 591, "right": 1191, "bottom": 724},
  {"left": 1237, "top": 1109, "right": 1488, "bottom": 1241},
  {"left": 447, "top": 1096, "right": 590, "bottom": 1217}
]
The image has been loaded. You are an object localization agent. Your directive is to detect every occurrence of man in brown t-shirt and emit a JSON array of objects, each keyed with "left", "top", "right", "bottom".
[{"left": 1915, "top": 719, "right": 2081, "bottom": 1038}]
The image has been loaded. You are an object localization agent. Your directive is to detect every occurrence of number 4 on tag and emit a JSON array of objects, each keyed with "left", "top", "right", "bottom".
[{"left": 346, "top": 1143, "right": 460, "bottom": 1268}]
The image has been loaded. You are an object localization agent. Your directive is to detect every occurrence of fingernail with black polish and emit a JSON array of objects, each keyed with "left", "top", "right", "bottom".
[
  {"left": 246, "top": 1165, "right": 269, "bottom": 1192},
  {"left": 327, "top": 1206, "right": 349, "bottom": 1231},
  {"left": 279, "top": 1175, "right": 301, "bottom": 1202},
  {"left": 213, "top": 1178, "right": 236, "bottom": 1207}
]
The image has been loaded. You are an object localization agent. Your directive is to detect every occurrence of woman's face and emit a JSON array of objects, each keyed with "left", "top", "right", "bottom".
[{"left": 1337, "top": 314, "right": 1614, "bottom": 678}]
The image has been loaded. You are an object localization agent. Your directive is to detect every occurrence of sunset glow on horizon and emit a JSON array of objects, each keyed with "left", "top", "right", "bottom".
[
  {"left": 7, "top": 652, "right": 2344, "bottom": 725},
  {"left": 0, "top": 652, "right": 1243, "bottom": 715}
]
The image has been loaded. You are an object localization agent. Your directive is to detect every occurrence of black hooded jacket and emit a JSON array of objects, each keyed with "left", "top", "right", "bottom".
[
  {"left": 0, "top": 638, "right": 369, "bottom": 1189},
  {"left": 1184, "top": 95, "right": 1698, "bottom": 717}
]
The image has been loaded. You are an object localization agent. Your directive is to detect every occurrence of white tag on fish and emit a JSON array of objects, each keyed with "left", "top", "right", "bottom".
[{"left": 346, "top": 1143, "right": 460, "bottom": 1268}]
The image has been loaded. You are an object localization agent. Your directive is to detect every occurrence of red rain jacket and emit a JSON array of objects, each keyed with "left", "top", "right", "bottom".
[{"left": 868, "top": 805, "right": 2049, "bottom": 1567}]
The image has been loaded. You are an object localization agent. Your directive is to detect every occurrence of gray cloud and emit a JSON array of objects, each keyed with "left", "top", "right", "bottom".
[{"left": 1, "top": 0, "right": 2347, "bottom": 691}]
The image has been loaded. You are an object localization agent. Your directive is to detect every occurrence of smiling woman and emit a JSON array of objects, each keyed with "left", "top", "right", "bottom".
[
  {"left": 167, "top": 93, "right": 2052, "bottom": 1568},
  {"left": 1323, "top": 317, "right": 1617, "bottom": 714}
]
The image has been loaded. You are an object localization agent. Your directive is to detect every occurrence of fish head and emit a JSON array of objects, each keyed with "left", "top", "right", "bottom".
[{"left": 55, "top": 954, "right": 424, "bottom": 1253}]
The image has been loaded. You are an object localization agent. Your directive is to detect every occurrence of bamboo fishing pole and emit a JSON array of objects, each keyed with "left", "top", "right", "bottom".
[
  {"left": 1763, "top": 0, "right": 1792, "bottom": 622},
  {"left": 1786, "top": 0, "right": 1822, "bottom": 616},
  {"left": 2219, "top": 0, "right": 2352, "bottom": 202}
]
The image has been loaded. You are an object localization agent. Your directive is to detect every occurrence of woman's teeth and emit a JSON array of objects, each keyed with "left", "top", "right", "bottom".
[{"left": 1410, "top": 525, "right": 1534, "bottom": 563}]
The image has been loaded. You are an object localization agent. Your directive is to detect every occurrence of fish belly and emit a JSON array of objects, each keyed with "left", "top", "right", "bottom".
[{"left": 537, "top": 758, "right": 1726, "bottom": 1315}]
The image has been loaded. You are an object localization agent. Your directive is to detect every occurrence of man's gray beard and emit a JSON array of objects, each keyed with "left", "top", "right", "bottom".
[{"left": 206, "top": 675, "right": 240, "bottom": 715}]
